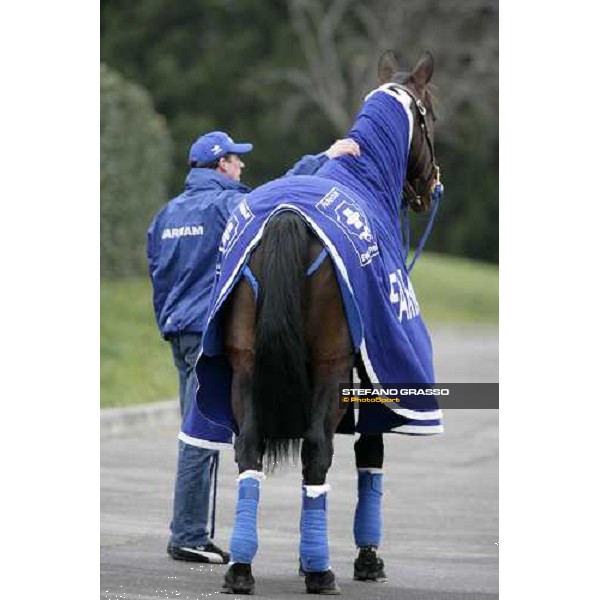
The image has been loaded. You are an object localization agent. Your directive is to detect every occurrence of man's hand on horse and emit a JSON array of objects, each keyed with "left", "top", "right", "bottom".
[{"left": 325, "top": 138, "right": 361, "bottom": 159}]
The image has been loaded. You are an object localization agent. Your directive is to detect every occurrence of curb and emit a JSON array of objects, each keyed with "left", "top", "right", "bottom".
[{"left": 101, "top": 398, "right": 179, "bottom": 439}]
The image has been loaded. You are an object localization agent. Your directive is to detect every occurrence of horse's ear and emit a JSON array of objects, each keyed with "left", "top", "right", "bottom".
[
  {"left": 409, "top": 51, "right": 435, "bottom": 90},
  {"left": 378, "top": 50, "right": 400, "bottom": 84}
]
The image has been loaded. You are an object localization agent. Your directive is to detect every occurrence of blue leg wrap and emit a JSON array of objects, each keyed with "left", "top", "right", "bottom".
[
  {"left": 353, "top": 471, "right": 383, "bottom": 547},
  {"left": 230, "top": 477, "right": 260, "bottom": 563},
  {"left": 299, "top": 487, "right": 330, "bottom": 572}
]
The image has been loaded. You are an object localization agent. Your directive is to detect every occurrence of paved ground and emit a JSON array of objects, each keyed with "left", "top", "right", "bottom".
[{"left": 101, "top": 326, "right": 498, "bottom": 600}]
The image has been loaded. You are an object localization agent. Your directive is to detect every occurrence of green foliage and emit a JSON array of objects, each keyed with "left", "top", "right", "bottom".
[
  {"left": 410, "top": 253, "right": 498, "bottom": 324},
  {"left": 101, "top": 277, "right": 176, "bottom": 407},
  {"left": 101, "top": 0, "right": 329, "bottom": 193},
  {"left": 101, "top": 63, "right": 173, "bottom": 276},
  {"left": 411, "top": 110, "right": 499, "bottom": 263}
]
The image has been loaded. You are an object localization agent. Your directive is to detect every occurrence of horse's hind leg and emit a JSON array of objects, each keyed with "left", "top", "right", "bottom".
[
  {"left": 299, "top": 378, "right": 348, "bottom": 596},
  {"left": 299, "top": 242, "right": 352, "bottom": 595},
  {"left": 352, "top": 433, "right": 387, "bottom": 582},
  {"left": 302, "top": 241, "right": 352, "bottom": 485},
  {"left": 224, "top": 262, "right": 264, "bottom": 474},
  {"left": 222, "top": 272, "right": 263, "bottom": 595}
]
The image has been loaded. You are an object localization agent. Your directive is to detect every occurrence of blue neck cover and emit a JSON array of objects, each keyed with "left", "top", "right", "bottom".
[
  {"left": 353, "top": 470, "right": 383, "bottom": 548},
  {"left": 230, "top": 477, "right": 260, "bottom": 563},
  {"left": 299, "top": 487, "right": 330, "bottom": 572}
]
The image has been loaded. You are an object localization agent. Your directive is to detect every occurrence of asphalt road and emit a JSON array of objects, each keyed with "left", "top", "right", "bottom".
[{"left": 101, "top": 326, "right": 498, "bottom": 600}]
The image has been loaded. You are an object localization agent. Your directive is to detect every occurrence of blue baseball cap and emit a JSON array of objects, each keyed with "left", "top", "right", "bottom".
[{"left": 189, "top": 131, "right": 253, "bottom": 165}]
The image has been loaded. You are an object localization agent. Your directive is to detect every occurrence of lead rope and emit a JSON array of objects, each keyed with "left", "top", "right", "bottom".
[
  {"left": 401, "top": 181, "right": 444, "bottom": 273},
  {"left": 401, "top": 203, "right": 410, "bottom": 262}
]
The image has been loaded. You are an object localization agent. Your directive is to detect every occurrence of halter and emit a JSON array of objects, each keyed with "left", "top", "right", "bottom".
[{"left": 387, "top": 83, "right": 444, "bottom": 272}]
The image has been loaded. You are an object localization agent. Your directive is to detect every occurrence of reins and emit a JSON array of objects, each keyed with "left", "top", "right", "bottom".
[{"left": 400, "top": 181, "right": 443, "bottom": 272}]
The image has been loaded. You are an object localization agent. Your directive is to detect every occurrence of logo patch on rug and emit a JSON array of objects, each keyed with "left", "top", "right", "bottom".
[{"left": 316, "top": 187, "right": 379, "bottom": 266}]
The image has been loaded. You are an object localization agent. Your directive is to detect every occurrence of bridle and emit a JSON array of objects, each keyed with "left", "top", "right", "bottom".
[
  {"left": 384, "top": 82, "right": 444, "bottom": 271},
  {"left": 388, "top": 83, "right": 442, "bottom": 212}
]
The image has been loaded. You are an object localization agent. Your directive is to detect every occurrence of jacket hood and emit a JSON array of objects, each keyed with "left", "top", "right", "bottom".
[{"left": 184, "top": 168, "right": 251, "bottom": 194}]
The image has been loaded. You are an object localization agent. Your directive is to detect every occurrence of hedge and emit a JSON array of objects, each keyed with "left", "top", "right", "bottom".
[{"left": 101, "top": 63, "right": 172, "bottom": 277}]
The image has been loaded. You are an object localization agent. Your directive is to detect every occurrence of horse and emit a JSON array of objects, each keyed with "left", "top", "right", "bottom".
[{"left": 218, "top": 50, "right": 441, "bottom": 595}]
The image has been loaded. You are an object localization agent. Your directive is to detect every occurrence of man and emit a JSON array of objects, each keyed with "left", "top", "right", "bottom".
[{"left": 147, "top": 130, "right": 360, "bottom": 564}]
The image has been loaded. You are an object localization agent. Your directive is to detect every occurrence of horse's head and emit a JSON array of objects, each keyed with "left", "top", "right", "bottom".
[{"left": 378, "top": 50, "right": 440, "bottom": 213}]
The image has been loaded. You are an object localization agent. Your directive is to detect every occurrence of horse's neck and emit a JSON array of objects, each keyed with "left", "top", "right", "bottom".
[{"left": 359, "top": 143, "right": 406, "bottom": 209}]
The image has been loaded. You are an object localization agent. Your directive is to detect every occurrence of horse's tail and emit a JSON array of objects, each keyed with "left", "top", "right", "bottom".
[{"left": 253, "top": 211, "right": 311, "bottom": 470}]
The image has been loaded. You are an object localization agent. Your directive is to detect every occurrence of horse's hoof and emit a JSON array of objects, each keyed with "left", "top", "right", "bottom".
[
  {"left": 353, "top": 546, "right": 387, "bottom": 582},
  {"left": 305, "top": 569, "right": 341, "bottom": 594},
  {"left": 222, "top": 563, "right": 255, "bottom": 595}
]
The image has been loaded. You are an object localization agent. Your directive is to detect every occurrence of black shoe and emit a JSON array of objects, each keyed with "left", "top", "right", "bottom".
[
  {"left": 222, "top": 563, "right": 255, "bottom": 595},
  {"left": 305, "top": 569, "right": 341, "bottom": 595},
  {"left": 167, "top": 541, "right": 230, "bottom": 564},
  {"left": 353, "top": 546, "right": 387, "bottom": 582}
]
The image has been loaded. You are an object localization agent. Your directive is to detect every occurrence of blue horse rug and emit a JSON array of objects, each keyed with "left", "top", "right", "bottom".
[{"left": 180, "top": 86, "right": 443, "bottom": 449}]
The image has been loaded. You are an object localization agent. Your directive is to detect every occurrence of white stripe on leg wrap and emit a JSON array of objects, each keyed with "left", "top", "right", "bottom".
[
  {"left": 303, "top": 483, "right": 331, "bottom": 498},
  {"left": 237, "top": 470, "right": 266, "bottom": 482}
]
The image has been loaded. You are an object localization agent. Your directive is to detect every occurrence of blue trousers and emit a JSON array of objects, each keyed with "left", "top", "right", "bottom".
[{"left": 169, "top": 333, "right": 219, "bottom": 547}]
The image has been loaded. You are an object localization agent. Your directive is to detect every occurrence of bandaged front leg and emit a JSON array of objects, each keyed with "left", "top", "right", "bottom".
[
  {"left": 299, "top": 484, "right": 331, "bottom": 573},
  {"left": 230, "top": 470, "right": 264, "bottom": 564},
  {"left": 353, "top": 469, "right": 383, "bottom": 548}
]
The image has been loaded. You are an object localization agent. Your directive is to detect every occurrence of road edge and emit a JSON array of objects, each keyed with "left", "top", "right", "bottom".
[{"left": 101, "top": 398, "right": 179, "bottom": 439}]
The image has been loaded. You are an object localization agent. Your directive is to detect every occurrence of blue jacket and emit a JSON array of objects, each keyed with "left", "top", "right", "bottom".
[{"left": 147, "top": 153, "right": 329, "bottom": 337}]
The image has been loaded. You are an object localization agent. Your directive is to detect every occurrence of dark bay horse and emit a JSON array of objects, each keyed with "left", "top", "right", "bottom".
[{"left": 222, "top": 51, "right": 440, "bottom": 595}]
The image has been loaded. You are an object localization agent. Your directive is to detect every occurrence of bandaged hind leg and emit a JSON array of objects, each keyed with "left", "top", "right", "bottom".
[
  {"left": 299, "top": 483, "right": 331, "bottom": 573},
  {"left": 229, "top": 470, "right": 264, "bottom": 563},
  {"left": 353, "top": 434, "right": 384, "bottom": 548},
  {"left": 297, "top": 366, "right": 348, "bottom": 580},
  {"left": 353, "top": 469, "right": 383, "bottom": 547}
]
